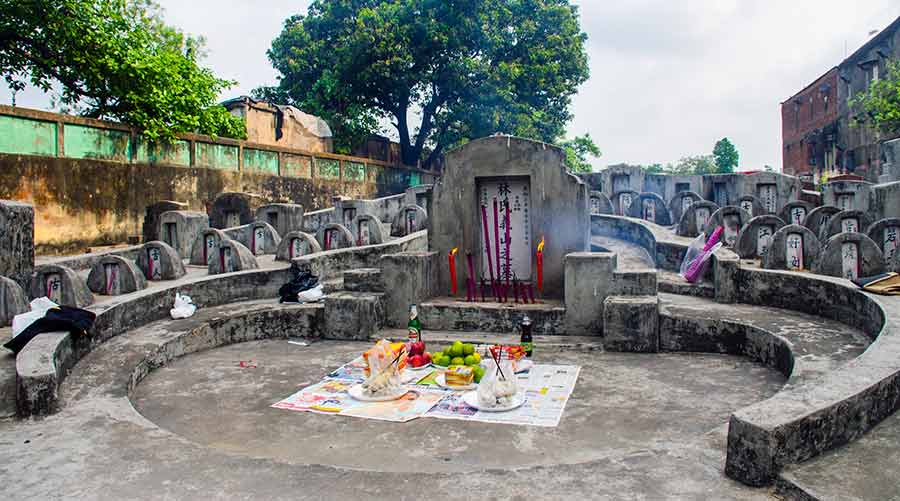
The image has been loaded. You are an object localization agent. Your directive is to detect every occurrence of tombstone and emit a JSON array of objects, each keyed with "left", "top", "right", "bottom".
[
  {"left": 737, "top": 195, "right": 765, "bottom": 217},
  {"left": 0, "top": 275, "right": 28, "bottom": 327},
  {"left": 823, "top": 180, "right": 872, "bottom": 214},
  {"left": 86, "top": 255, "right": 147, "bottom": 296},
  {"left": 333, "top": 197, "right": 369, "bottom": 229},
  {"left": 711, "top": 180, "right": 730, "bottom": 207},
  {"left": 210, "top": 192, "right": 267, "bottom": 229},
  {"left": 316, "top": 223, "right": 354, "bottom": 251},
  {"left": 668, "top": 191, "right": 702, "bottom": 226},
  {"left": 207, "top": 240, "right": 259, "bottom": 275},
  {"left": 158, "top": 210, "right": 209, "bottom": 259},
  {"left": 612, "top": 190, "right": 641, "bottom": 217},
  {"left": 676, "top": 201, "right": 721, "bottom": 238},
  {"left": 763, "top": 225, "right": 822, "bottom": 272},
  {"left": 704, "top": 206, "right": 752, "bottom": 248},
  {"left": 275, "top": 231, "right": 322, "bottom": 261},
  {"left": 232, "top": 222, "right": 281, "bottom": 256},
  {"left": 825, "top": 210, "right": 874, "bottom": 239},
  {"left": 754, "top": 184, "right": 779, "bottom": 214},
  {"left": 779, "top": 200, "right": 814, "bottom": 227},
  {"left": 404, "top": 184, "right": 435, "bottom": 210},
  {"left": 28, "top": 265, "right": 93, "bottom": 308},
  {"left": 137, "top": 241, "right": 187, "bottom": 281},
  {"left": 626, "top": 192, "right": 672, "bottom": 226},
  {"left": 255, "top": 203, "right": 304, "bottom": 239},
  {"left": 803, "top": 205, "right": 842, "bottom": 241},
  {"left": 351, "top": 214, "right": 387, "bottom": 246},
  {"left": 391, "top": 204, "right": 428, "bottom": 237},
  {"left": 814, "top": 232, "right": 885, "bottom": 280},
  {"left": 142, "top": 200, "right": 187, "bottom": 243},
  {"left": 0, "top": 200, "right": 35, "bottom": 289},
  {"left": 734, "top": 215, "right": 787, "bottom": 259},
  {"left": 866, "top": 218, "right": 900, "bottom": 266},
  {"left": 589, "top": 191, "right": 614, "bottom": 216},
  {"left": 188, "top": 229, "right": 231, "bottom": 266}
]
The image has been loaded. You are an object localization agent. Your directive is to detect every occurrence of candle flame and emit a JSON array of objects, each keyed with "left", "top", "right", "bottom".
[
  {"left": 537, "top": 237, "right": 545, "bottom": 253},
  {"left": 450, "top": 247, "right": 458, "bottom": 256}
]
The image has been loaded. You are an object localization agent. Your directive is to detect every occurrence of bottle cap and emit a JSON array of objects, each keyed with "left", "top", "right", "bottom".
[{"left": 521, "top": 315, "right": 531, "bottom": 326}]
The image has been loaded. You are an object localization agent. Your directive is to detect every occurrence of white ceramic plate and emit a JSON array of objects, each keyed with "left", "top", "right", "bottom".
[
  {"left": 347, "top": 384, "right": 409, "bottom": 402},
  {"left": 461, "top": 390, "right": 525, "bottom": 412},
  {"left": 435, "top": 373, "right": 477, "bottom": 391}
]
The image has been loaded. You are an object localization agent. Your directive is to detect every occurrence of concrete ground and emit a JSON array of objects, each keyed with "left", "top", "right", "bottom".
[{"left": 0, "top": 337, "right": 786, "bottom": 500}]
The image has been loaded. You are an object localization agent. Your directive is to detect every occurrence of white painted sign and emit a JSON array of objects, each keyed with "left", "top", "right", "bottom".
[
  {"left": 757, "top": 185, "right": 777, "bottom": 213},
  {"left": 405, "top": 208, "right": 418, "bottom": 233},
  {"left": 786, "top": 233, "right": 804, "bottom": 270},
  {"left": 642, "top": 199, "right": 656, "bottom": 222},
  {"left": 723, "top": 214, "right": 741, "bottom": 247},
  {"left": 342, "top": 208, "right": 357, "bottom": 228},
  {"left": 757, "top": 225, "right": 774, "bottom": 256},
  {"left": 45, "top": 273, "right": 61, "bottom": 303},
  {"left": 226, "top": 211, "right": 241, "bottom": 228},
  {"left": 841, "top": 242, "right": 859, "bottom": 280},
  {"left": 290, "top": 237, "right": 307, "bottom": 259},
  {"left": 252, "top": 227, "right": 265, "bottom": 255},
  {"left": 841, "top": 217, "right": 859, "bottom": 234},
  {"left": 619, "top": 193, "right": 633, "bottom": 215},
  {"left": 885, "top": 226, "right": 898, "bottom": 261},
  {"left": 148, "top": 248, "right": 162, "bottom": 279},
  {"left": 695, "top": 207, "right": 711, "bottom": 233},
  {"left": 204, "top": 235, "right": 216, "bottom": 265},
  {"left": 837, "top": 194, "right": 854, "bottom": 211},
  {"left": 479, "top": 179, "right": 532, "bottom": 281},
  {"left": 740, "top": 199, "right": 754, "bottom": 215},
  {"left": 790, "top": 207, "right": 807, "bottom": 225},
  {"left": 104, "top": 263, "right": 119, "bottom": 295},
  {"left": 681, "top": 197, "right": 694, "bottom": 214},
  {"left": 357, "top": 220, "right": 371, "bottom": 246}
]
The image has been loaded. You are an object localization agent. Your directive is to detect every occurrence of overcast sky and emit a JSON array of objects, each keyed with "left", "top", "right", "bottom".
[{"left": 3, "top": 0, "right": 899, "bottom": 171}]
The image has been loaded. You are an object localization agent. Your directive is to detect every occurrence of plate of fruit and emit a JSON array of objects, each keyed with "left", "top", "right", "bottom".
[
  {"left": 406, "top": 340, "right": 434, "bottom": 371},
  {"left": 432, "top": 341, "right": 483, "bottom": 371}
]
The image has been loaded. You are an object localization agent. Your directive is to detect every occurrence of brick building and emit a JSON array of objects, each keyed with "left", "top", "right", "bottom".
[{"left": 782, "top": 16, "right": 900, "bottom": 183}]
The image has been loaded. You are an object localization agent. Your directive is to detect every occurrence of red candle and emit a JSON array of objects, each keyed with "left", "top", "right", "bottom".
[
  {"left": 505, "top": 203, "right": 511, "bottom": 285},
  {"left": 493, "top": 199, "right": 501, "bottom": 285},
  {"left": 536, "top": 236, "right": 545, "bottom": 292},
  {"left": 449, "top": 248, "right": 458, "bottom": 296},
  {"left": 466, "top": 251, "right": 475, "bottom": 302}
]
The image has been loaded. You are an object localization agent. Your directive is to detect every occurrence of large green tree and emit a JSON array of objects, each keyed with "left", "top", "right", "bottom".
[
  {"left": 851, "top": 59, "right": 900, "bottom": 135},
  {"left": 559, "top": 133, "right": 601, "bottom": 173},
  {"left": 1, "top": 0, "right": 245, "bottom": 141},
  {"left": 712, "top": 137, "right": 739, "bottom": 174},
  {"left": 261, "top": 0, "right": 589, "bottom": 167},
  {"left": 671, "top": 155, "right": 716, "bottom": 175}
]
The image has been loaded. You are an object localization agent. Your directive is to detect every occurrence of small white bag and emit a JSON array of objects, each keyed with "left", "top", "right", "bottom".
[
  {"left": 11, "top": 297, "right": 60, "bottom": 338},
  {"left": 296, "top": 284, "right": 324, "bottom": 303},
  {"left": 170, "top": 293, "right": 197, "bottom": 319}
]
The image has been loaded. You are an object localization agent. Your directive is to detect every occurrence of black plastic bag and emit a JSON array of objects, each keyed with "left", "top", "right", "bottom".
[{"left": 278, "top": 262, "right": 319, "bottom": 303}]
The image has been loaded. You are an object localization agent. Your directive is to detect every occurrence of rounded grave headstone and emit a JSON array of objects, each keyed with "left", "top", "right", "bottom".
[
  {"left": 143, "top": 201, "right": 187, "bottom": 243},
  {"left": 734, "top": 215, "right": 786, "bottom": 259},
  {"left": 208, "top": 240, "right": 259, "bottom": 275},
  {"left": 391, "top": 204, "right": 428, "bottom": 236},
  {"left": 189, "top": 229, "right": 231, "bottom": 266},
  {"left": 29, "top": 264, "right": 93, "bottom": 308},
  {"left": 803, "top": 205, "right": 842, "bottom": 241},
  {"left": 86, "top": 255, "right": 147, "bottom": 296},
  {"left": 275, "top": 231, "right": 322, "bottom": 261},
  {"left": 158, "top": 210, "right": 209, "bottom": 259},
  {"left": 778, "top": 200, "right": 814, "bottom": 227},
  {"left": 316, "top": 223, "right": 354, "bottom": 251},
  {"left": 0, "top": 275, "right": 28, "bottom": 327},
  {"left": 867, "top": 218, "right": 900, "bottom": 269},
  {"left": 137, "top": 241, "right": 187, "bottom": 281},
  {"left": 210, "top": 192, "right": 267, "bottom": 229},
  {"left": 589, "top": 192, "right": 614, "bottom": 216},
  {"left": 612, "top": 190, "right": 641, "bottom": 217},
  {"left": 704, "top": 206, "right": 752, "bottom": 248},
  {"left": 737, "top": 195, "right": 764, "bottom": 217},
  {"left": 238, "top": 221, "right": 281, "bottom": 256},
  {"left": 825, "top": 210, "right": 874, "bottom": 239},
  {"left": 255, "top": 203, "right": 304, "bottom": 239},
  {"left": 762, "top": 224, "right": 822, "bottom": 272},
  {"left": 668, "top": 191, "right": 702, "bottom": 226},
  {"left": 813, "top": 232, "right": 885, "bottom": 281},
  {"left": 626, "top": 192, "right": 672, "bottom": 226},
  {"left": 351, "top": 214, "right": 386, "bottom": 246},
  {"left": 676, "top": 201, "right": 721, "bottom": 238}
]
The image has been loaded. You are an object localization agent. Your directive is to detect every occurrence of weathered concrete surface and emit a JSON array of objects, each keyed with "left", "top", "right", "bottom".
[
  {"left": 625, "top": 192, "right": 673, "bottom": 226},
  {"left": 378, "top": 251, "right": 439, "bottom": 327},
  {"left": 667, "top": 190, "right": 702, "bottom": 226},
  {"left": 803, "top": 205, "right": 841, "bottom": 241},
  {"left": 677, "top": 201, "right": 720, "bottom": 238},
  {"left": 390, "top": 203, "right": 428, "bottom": 236},
  {"left": 824, "top": 209, "right": 874, "bottom": 238},
  {"left": 762, "top": 225, "right": 822, "bottom": 272},
  {"left": 210, "top": 192, "right": 267, "bottom": 229},
  {"left": 418, "top": 297, "right": 565, "bottom": 335},
  {"left": 603, "top": 295, "right": 659, "bottom": 352},
  {"left": 0, "top": 276, "right": 28, "bottom": 327},
  {"left": 207, "top": 240, "right": 259, "bottom": 275},
  {"left": 136, "top": 241, "right": 187, "bottom": 281},
  {"left": 734, "top": 215, "right": 786, "bottom": 260},
  {"left": 274, "top": 231, "right": 321, "bottom": 261},
  {"left": 323, "top": 292, "right": 385, "bottom": 340},
  {"left": 0, "top": 200, "right": 34, "bottom": 289},
  {"left": 590, "top": 235, "right": 655, "bottom": 269},
  {"left": 813, "top": 232, "right": 886, "bottom": 279},
  {"left": 564, "top": 252, "right": 617, "bottom": 335},
  {"left": 28, "top": 264, "right": 93, "bottom": 308},
  {"left": 158, "top": 210, "right": 208, "bottom": 259},
  {"left": 342, "top": 268, "right": 383, "bottom": 293},
  {"left": 255, "top": 203, "right": 304, "bottom": 239},
  {"left": 142, "top": 201, "right": 187, "bottom": 243},
  {"left": 188, "top": 228, "right": 231, "bottom": 266},
  {"left": 86, "top": 255, "right": 147, "bottom": 296}
]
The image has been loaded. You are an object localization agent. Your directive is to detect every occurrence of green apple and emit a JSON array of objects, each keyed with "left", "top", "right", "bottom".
[
  {"left": 462, "top": 343, "right": 475, "bottom": 356},
  {"left": 450, "top": 357, "right": 465, "bottom": 366}
]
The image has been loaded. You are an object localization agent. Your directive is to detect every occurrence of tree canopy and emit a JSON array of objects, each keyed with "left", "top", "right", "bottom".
[
  {"left": 1, "top": 0, "right": 245, "bottom": 141},
  {"left": 852, "top": 59, "right": 900, "bottom": 136},
  {"left": 261, "top": 0, "right": 589, "bottom": 167},
  {"left": 559, "top": 133, "right": 601, "bottom": 173},
  {"left": 712, "top": 137, "right": 739, "bottom": 173}
]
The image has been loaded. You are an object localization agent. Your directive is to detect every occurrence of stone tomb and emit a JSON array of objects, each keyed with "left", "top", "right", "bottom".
[
  {"left": 823, "top": 180, "right": 872, "bottom": 214},
  {"left": 612, "top": 190, "right": 641, "bottom": 217},
  {"left": 28, "top": 264, "right": 93, "bottom": 308},
  {"left": 391, "top": 204, "right": 428, "bottom": 237},
  {"left": 735, "top": 215, "right": 786, "bottom": 259},
  {"left": 316, "top": 223, "right": 354, "bottom": 251},
  {"left": 779, "top": 200, "right": 814, "bottom": 226},
  {"left": 763, "top": 225, "right": 822, "bottom": 272},
  {"left": 208, "top": 240, "right": 259, "bottom": 275},
  {"left": 737, "top": 195, "right": 764, "bottom": 217},
  {"left": 0, "top": 200, "right": 35, "bottom": 289},
  {"left": 589, "top": 191, "right": 614, "bottom": 216},
  {"left": 189, "top": 229, "right": 231, "bottom": 266},
  {"left": 626, "top": 192, "right": 672, "bottom": 226},
  {"left": 825, "top": 210, "right": 874, "bottom": 239},
  {"left": 142, "top": 201, "right": 187, "bottom": 243},
  {"left": 231, "top": 222, "right": 281, "bottom": 256},
  {"left": 158, "top": 211, "right": 209, "bottom": 259},
  {"left": 814, "top": 232, "right": 885, "bottom": 280},
  {"left": 86, "top": 255, "right": 147, "bottom": 296},
  {"left": 867, "top": 218, "right": 900, "bottom": 270},
  {"left": 404, "top": 184, "right": 434, "bottom": 210},
  {"left": 255, "top": 203, "right": 304, "bottom": 239},
  {"left": 676, "top": 201, "right": 721, "bottom": 238},
  {"left": 0, "top": 275, "right": 28, "bottom": 327},
  {"left": 667, "top": 191, "right": 702, "bottom": 226},
  {"left": 137, "top": 241, "right": 187, "bottom": 281},
  {"left": 704, "top": 206, "right": 752, "bottom": 248},
  {"left": 351, "top": 214, "right": 386, "bottom": 246},
  {"left": 210, "top": 192, "right": 267, "bottom": 229},
  {"left": 803, "top": 205, "right": 842, "bottom": 241},
  {"left": 275, "top": 231, "right": 321, "bottom": 261},
  {"left": 430, "top": 136, "right": 589, "bottom": 298}
]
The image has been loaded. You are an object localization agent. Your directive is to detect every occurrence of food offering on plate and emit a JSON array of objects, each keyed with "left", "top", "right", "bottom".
[
  {"left": 363, "top": 340, "right": 407, "bottom": 377},
  {"left": 431, "top": 341, "right": 484, "bottom": 380},
  {"left": 360, "top": 340, "right": 405, "bottom": 397},
  {"left": 444, "top": 365, "right": 475, "bottom": 387},
  {"left": 406, "top": 339, "right": 433, "bottom": 369},
  {"left": 489, "top": 345, "right": 532, "bottom": 373},
  {"left": 476, "top": 350, "right": 520, "bottom": 409}
]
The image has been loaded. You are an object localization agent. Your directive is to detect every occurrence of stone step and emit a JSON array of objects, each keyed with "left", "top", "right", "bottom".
[
  {"left": 373, "top": 328, "right": 603, "bottom": 351},
  {"left": 418, "top": 297, "right": 565, "bottom": 336},
  {"left": 0, "top": 347, "right": 15, "bottom": 418},
  {"left": 657, "top": 270, "right": 714, "bottom": 298}
]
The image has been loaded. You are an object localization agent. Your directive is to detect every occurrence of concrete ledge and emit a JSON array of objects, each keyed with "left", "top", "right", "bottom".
[
  {"left": 15, "top": 331, "right": 73, "bottom": 416},
  {"left": 602, "top": 295, "right": 659, "bottom": 352},
  {"left": 418, "top": 298, "right": 565, "bottom": 335},
  {"left": 293, "top": 230, "right": 427, "bottom": 281},
  {"left": 323, "top": 292, "right": 385, "bottom": 341}
]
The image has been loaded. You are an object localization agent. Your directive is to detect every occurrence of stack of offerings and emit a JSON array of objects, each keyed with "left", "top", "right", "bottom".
[{"left": 444, "top": 366, "right": 475, "bottom": 387}]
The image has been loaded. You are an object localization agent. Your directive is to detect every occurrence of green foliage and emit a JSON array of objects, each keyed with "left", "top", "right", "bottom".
[
  {"left": 0, "top": 0, "right": 246, "bottom": 141},
  {"left": 712, "top": 137, "right": 739, "bottom": 174},
  {"left": 263, "top": 0, "right": 589, "bottom": 167},
  {"left": 671, "top": 155, "right": 717, "bottom": 175},
  {"left": 559, "top": 134, "right": 601, "bottom": 173},
  {"left": 851, "top": 59, "right": 900, "bottom": 135}
]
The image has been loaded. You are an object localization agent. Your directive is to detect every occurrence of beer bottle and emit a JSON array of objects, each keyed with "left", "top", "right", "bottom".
[
  {"left": 407, "top": 304, "right": 422, "bottom": 345},
  {"left": 520, "top": 315, "right": 533, "bottom": 358}
]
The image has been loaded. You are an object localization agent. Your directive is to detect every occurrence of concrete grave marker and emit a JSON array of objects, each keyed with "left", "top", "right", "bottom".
[
  {"left": 220, "top": 246, "right": 233, "bottom": 272},
  {"left": 695, "top": 208, "right": 711, "bottom": 232},
  {"left": 790, "top": 207, "right": 807, "bottom": 225},
  {"left": 391, "top": 204, "right": 428, "bottom": 237},
  {"left": 479, "top": 179, "right": 532, "bottom": 280},
  {"left": 740, "top": 199, "right": 754, "bottom": 215},
  {"left": 405, "top": 207, "right": 418, "bottom": 232},
  {"left": 255, "top": 203, "right": 304, "bottom": 238},
  {"left": 619, "top": 192, "right": 633, "bottom": 215},
  {"left": 103, "top": 263, "right": 119, "bottom": 295},
  {"left": 291, "top": 237, "right": 306, "bottom": 258},
  {"left": 763, "top": 224, "right": 821, "bottom": 272},
  {"left": 204, "top": 234, "right": 217, "bottom": 265},
  {"left": 814, "top": 232, "right": 885, "bottom": 279},
  {"left": 158, "top": 211, "right": 209, "bottom": 258},
  {"left": 275, "top": 231, "right": 321, "bottom": 262},
  {"left": 343, "top": 208, "right": 357, "bottom": 228},
  {"left": 148, "top": 247, "right": 163, "bottom": 279},
  {"left": 841, "top": 242, "right": 859, "bottom": 280},
  {"left": 735, "top": 215, "right": 785, "bottom": 259},
  {"left": 885, "top": 226, "right": 898, "bottom": 261},
  {"left": 756, "top": 184, "right": 777, "bottom": 213},
  {"left": 225, "top": 211, "right": 241, "bottom": 228},
  {"left": 786, "top": 233, "right": 804, "bottom": 271},
  {"left": 137, "top": 241, "right": 186, "bottom": 280},
  {"left": 826, "top": 210, "right": 873, "bottom": 239},
  {"left": 682, "top": 197, "right": 694, "bottom": 213},
  {"left": 251, "top": 225, "right": 266, "bottom": 255},
  {"left": 45, "top": 273, "right": 62, "bottom": 303},
  {"left": 0, "top": 276, "right": 28, "bottom": 327},
  {"left": 723, "top": 215, "right": 741, "bottom": 247},
  {"left": 837, "top": 194, "right": 854, "bottom": 211},
  {"left": 357, "top": 219, "right": 371, "bottom": 245},
  {"left": 642, "top": 199, "right": 656, "bottom": 222},
  {"left": 87, "top": 255, "right": 147, "bottom": 295},
  {"left": 29, "top": 265, "right": 93, "bottom": 308},
  {"left": 842, "top": 218, "right": 859, "bottom": 234},
  {"left": 757, "top": 226, "right": 774, "bottom": 256},
  {"left": 0, "top": 200, "right": 35, "bottom": 289}
]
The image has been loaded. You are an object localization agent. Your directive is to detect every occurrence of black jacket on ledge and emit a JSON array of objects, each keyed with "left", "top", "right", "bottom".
[{"left": 3, "top": 306, "right": 96, "bottom": 355}]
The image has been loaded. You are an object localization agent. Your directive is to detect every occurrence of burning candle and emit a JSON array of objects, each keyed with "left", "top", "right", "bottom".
[
  {"left": 536, "top": 236, "right": 545, "bottom": 292},
  {"left": 449, "top": 247, "right": 458, "bottom": 296}
]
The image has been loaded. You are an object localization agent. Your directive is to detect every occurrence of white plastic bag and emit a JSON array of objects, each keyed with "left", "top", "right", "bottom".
[
  {"left": 679, "top": 233, "right": 722, "bottom": 283},
  {"left": 11, "top": 297, "right": 59, "bottom": 338},
  {"left": 296, "top": 284, "right": 324, "bottom": 303},
  {"left": 170, "top": 293, "right": 197, "bottom": 319}
]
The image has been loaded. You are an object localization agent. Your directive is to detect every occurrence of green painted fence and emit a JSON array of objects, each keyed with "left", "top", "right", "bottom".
[{"left": 0, "top": 114, "right": 58, "bottom": 156}]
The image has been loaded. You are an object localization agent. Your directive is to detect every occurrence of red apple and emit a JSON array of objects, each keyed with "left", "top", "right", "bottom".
[
  {"left": 410, "top": 341, "right": 426, "bottom": 356},
  {"left": 410, "top": 354, "right": 424, "bottom": 367},
  {"left": 423, "top": 352, "right": 432, "bottom": 364}
]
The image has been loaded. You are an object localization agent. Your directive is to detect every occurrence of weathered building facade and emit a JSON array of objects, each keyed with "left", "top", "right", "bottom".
[
  {"left": 781, "top": 68, "right": 840, "bottom": 182},
  {"left": 222, "top": 96, "right": 334, "bottom": 153}
]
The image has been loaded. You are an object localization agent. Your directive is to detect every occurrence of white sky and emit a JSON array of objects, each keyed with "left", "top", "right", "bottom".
[{"left": 3, "top": 0, "right": 899, "bottom": 171}]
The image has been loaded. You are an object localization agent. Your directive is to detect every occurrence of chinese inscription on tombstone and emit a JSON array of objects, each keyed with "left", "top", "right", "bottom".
[
  {"left": 45, "top": 273, "right": 61, "bottom": 303},
  {"left": 885, "top": 226, "right": 898, "bottom": 261},
  {"left": 289, "top": 237, "right": 306, "bottom": 259},
  {"left": 842, "top": 242, "right": 859, "bottom": 280},
  {"left": 642, "top": 199, "right": 656, "bottom": 222},
  {"left": 204, "top": 235, "right": 217, "bottom": 265},
  {"left": 619, "top": 193, "right": 633, "bottom": 216},
  {"left": 406, "top": 208, "right": 418, "bottom": 233},
  {"left": 757, "top": 226, "right": 774, "bottom": 256},
  {"left": 226, "top": 212, "right": 241, "bottom": 229},
  {"left": 103, "top": 263, "right": 119, "bottom": 295},
  {"left": 790, "top": 207, "right": 806, "bottom": 225},
  {"left": 357, "top": 220, "right": 371, "bottom": 246},
  {"left": 723, "top": 215, "right": 740, "bottom": 247},
  {"left": 837, "top": 194, "right": 853, "bottom": 211},
  {"left": 842, "top": 218, "right": 859, "bottom": 234},
  {"left": 147, "top": 248, "right": 162, "bottom": 279},
  {"left": 252, "top": 226, "right": 266, "bottom": 255},
  {"left": 757, "top": 185, "right": 777, "bottom": 213},
  {"left": 740, "top": 199, "right": 754, "bottom": 215},
  {"left": 695, "top": 208, "right": 711, "bottom": 234},
  {"left": 786, "top": 233, "right": 804, "bottom": 270},
  {"left": 682, "top": 197, "right": 694, "bottom": 213},
  {"left": 480, "top": 179, "right": 532, "bottom": 281}
]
